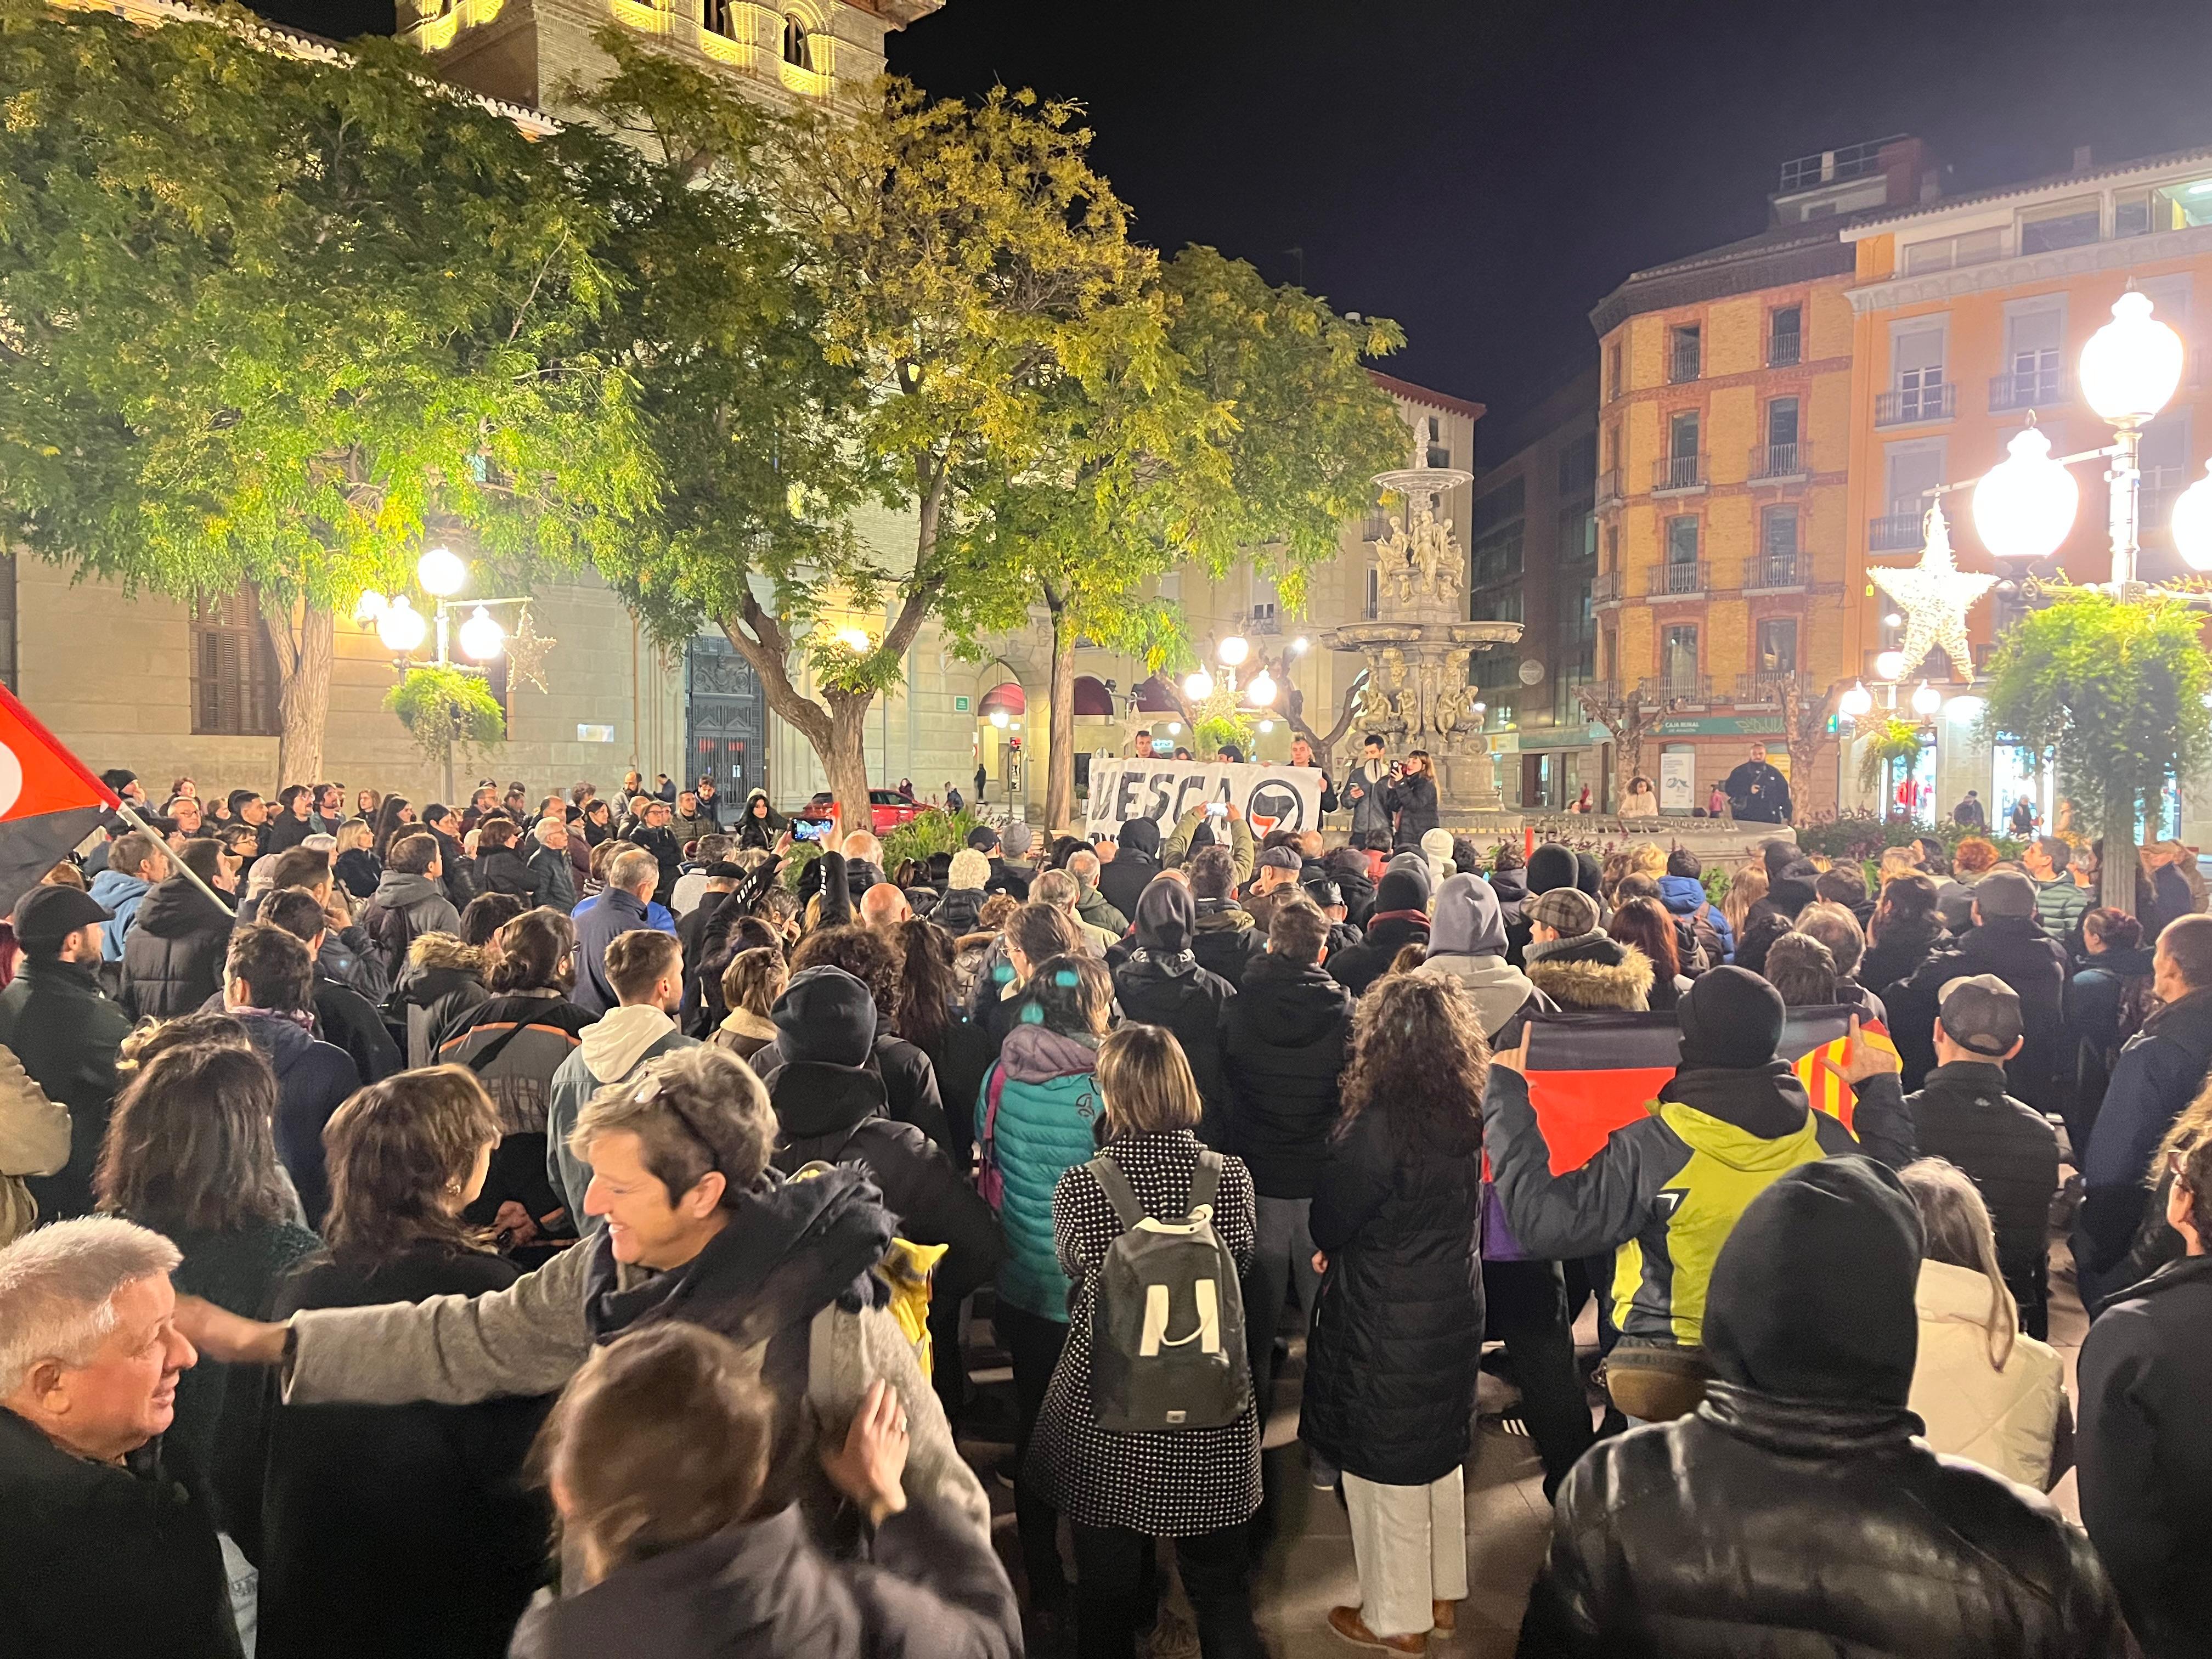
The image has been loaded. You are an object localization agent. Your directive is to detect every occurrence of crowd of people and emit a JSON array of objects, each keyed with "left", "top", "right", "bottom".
[{"left": 2, "top": 747, "right": 2210, "bottom": 1658}]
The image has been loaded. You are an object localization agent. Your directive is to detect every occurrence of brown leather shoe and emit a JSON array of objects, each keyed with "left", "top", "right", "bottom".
[
  {"left": 1327, "top": 1607, "right": 1426, "bottom": 1654},
  {"left": 1432, "top": 1600, "right": 1458, "bottom": 1634}
]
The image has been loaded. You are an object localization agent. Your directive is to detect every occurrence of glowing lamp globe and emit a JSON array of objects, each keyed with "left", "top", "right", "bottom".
[
  {"left": 416, "top": 545, "right": 467, "bottom": 598},
  {"left": 376, "top": 595, "right": 427, "bottom": 653},
  {"left": 1217, "top": 635, "right": 1250, "bottom": 668},
  {"left": 2171, "top": 459, "right": 2212, "bottom": 572},
  {"left": 1165, "top": 721, "right": 1182, "bottom": 735},
  {"left": 1839, "top": 681, "right": 1874, "bottom": 719},
  {"left": 1973, "top": 425, "right": 2080, "bottom": 561},
  {"left": 1244, "top": 669, "right": 1278, "bottom": 707},
  {"left": 352, "top": 589, "right": 389, "bottom": 625},
  {"left": 1910, "top": 680, "right": 1942, "bottom": 718},
  {"left": 834, "top": 627, "right": 871, "bottom": 653},
  {"left": 1182, "top": 669, "right": 1215, "bottom": 701},
  {"left": 458, "top": 605, "right": 505, "bottom": 662},
  {"left": 1257, "top": 719, "right": 1276, "bottom": 734},
  {"left": 989, "top": 709, "right": 1009, "bottom": 729},
  {"left": 2080, "top": 290, "right": 2184, "bottom": 425},
  {"left": 1875, "top": 650, "right": 1906, "bottom": 682},
  {"left": 1291, "top": 636, "right": 1311, "bottom": 654}
]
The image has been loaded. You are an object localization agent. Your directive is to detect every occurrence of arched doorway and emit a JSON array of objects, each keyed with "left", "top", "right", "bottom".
[{"left": 974, "top": 680, "right": 1028, "bottom": 808}]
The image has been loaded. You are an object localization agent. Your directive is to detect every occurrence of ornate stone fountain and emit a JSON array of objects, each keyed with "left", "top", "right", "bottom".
[{"left": 1321, "top": 467, "right": 1524, "bottom": 824}]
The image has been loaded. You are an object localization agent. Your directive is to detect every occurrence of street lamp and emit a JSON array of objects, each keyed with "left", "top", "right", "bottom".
[
  {"left": 1911, "top": 680, "right": 1942, "bottom": 718},
  {"left": 1839, "top": 680, "right": 1874, "bottom": 719},
  {"left": 1875, "top": 650, "right": 1906, "bottom": 682},
  {"left": 458, "top": 605, "right": 506, "bottom": 662},
  {"left": 1972, "top": 425, "right": 2078, "bottom": 563},
  {"left": 989, "top": 708, "right": 1010, "bottom": 730},
  {"left": 376, "top": 595, "right": 427, "bottom": 654},
  {"left": 1244, "top": 668, "right": 1278, "bottom": 708},
  {"left": 1182, "top": 668, "right": 1215, "bottom": 701},
  {"left": 2172, "top": 460, "right": 2212, "bottom": 571},
  {"left": 417, "top": 545, "right": 467, "bottom": 599}
]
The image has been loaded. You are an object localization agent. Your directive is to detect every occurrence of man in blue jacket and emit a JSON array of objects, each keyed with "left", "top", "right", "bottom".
[
  {"left": 2076, "top": 915, "right": 2212, "bottom": 1309},
  {"left": 572, "top": 847, "right": 665, "bottom": 1016}
]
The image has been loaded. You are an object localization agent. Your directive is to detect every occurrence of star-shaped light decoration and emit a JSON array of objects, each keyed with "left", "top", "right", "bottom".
[
  {"left": 505, "top": 606, "right": 556, "bottom": 693},
  {"left": 1870, "top": 504, "right": 1995, "bottom": 683}
]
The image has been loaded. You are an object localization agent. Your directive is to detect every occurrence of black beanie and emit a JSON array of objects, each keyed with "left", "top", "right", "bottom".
[
  {"left": 1527, "top": 843, "right": 1578, "bottom": 895},
  {"left": 1677, "top": 965, "right": 1785, "bottom": 1070},
  {"left": 1575, "top": 850, "right": 1604, "bottom": 898},
  {"left": 1135, "top": 878, "right": 1196, "bottom": 954},
  {"left": 1374, "top": 870, "right": 1428, "bottom": 915},
  {"left": 1705, "top": 1155, "right": 1923, "bottom": 1409}
]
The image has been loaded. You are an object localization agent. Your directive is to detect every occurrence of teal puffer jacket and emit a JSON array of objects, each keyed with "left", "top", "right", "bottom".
[{"left": 980, "top": 1024, "right": 1102, "bottom": 1321}]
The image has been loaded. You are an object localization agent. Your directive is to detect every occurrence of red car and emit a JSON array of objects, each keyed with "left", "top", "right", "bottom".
[{"left": 795, "top": 789, "right": 924, "bottom": 838}]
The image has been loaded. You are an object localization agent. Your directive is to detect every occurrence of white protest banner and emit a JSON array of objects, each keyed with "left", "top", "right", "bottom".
[{"left": 1084, "top": 760, "right": 1324, "bottom": 839}]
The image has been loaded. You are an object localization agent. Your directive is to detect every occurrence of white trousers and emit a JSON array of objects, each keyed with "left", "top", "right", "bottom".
[{"left": 1340, "top": 1468, "right": 1469, "bottom": 1639}]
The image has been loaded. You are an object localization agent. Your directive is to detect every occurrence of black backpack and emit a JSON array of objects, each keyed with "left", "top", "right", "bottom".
[{"left": 1085, "top": 1150, "right": 1251, "bottom": 1432}]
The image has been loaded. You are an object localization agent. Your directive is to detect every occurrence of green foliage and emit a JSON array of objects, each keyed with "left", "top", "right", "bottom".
[
  {"left": 1795, "top": 812, "right": 2026, "bottom": 864},
  {"left": 1984, "top": 591, "right": 2212, "bottom": 835},
  {"left": 779, "top": 839, "right": 825, "bottom": 891},
  {"left": 1197, "top": 714, "right": 1256, "bottom": 758},
  {"left": 383, "top": 665, "right": 505, "bottom": 764},
  {"left": 0, "top": 2, "right": 653, "bottom": 610},
  {"left": 1702, "top": 864, "right": 1731, "bottom": 907},
  {"left": 881, "top": 806, "right": 981, "bottom": 870},
  {"left": 1856, "top": 718, "right": 1926, "bottom": 794}
]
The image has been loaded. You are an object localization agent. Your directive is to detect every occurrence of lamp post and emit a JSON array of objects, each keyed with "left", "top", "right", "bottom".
[
  {"left": 360, "top": 546, "right": 528, "bottom": 801},
  {"left": 1177, "top": 633, "right": 1280, "bottom": 746}
]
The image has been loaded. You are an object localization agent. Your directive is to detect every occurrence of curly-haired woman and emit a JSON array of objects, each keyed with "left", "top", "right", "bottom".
[{"left": 1301, "top": 974, "right": 1487, "bottom": 1653}]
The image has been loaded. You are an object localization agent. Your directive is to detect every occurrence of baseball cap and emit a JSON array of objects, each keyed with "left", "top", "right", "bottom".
[
  {"left": 1302, "top": 878, "right": 1345, "bottom": 910},
  {"left": 15, "top": 884, "right": 113, "bottom": 950},
  {"left": 1528, "top": 886, "right": 1599, "bottom": 938},
  {"left": 1258, "top": 846, "right": 1302, "bottom": 872},
  {"left": 1938, "top": 974, "right": 2024, "bottom": 1058},
  {"left": 1972, "top": 869, "right": 2036, "bottom": 919},
  {"left": 965, "top": 825, "right": 1001, "bottom": 854}
]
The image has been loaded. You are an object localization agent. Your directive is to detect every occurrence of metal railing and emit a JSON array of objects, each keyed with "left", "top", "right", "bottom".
[
  {"left": 1734, "top": 672, "right": 1799, "bottom": 706},
  {"left": 1869, "top": 513, "right": 1925, "bottom": 552},
  {"left": 1989, "top": 367, "right": 2069, "bottom": 413},
  {"left": 1748, "top": 441, "right": 1807, "bottom": 480},
  {"left": 1653, "top": 454, "right": 1706, "bottom": 492},
  {"left": 1875, "top": 382, "right": 1955, "bottom": 426},
  {"left": 1638, "top": 673, "right": 1712, "bottom": 706},
  {"left": 1650, "top": 560, "right": 1708, "bottom": 598},
  {"left": 1595, "top": 468, "right": 1623, "bottom": 505},
  {"left": 1747, "top": 550, "right": 1802, "bottom": 589},
  {"left": 1669, "top": 342, "right": 1701, "bottom": 384},
  {"left": 1591, "top": 569, "right": 1628, "bottom": 605},
  {"left": 1768, "top": 328, "right": 1802, "bottom": 368}
]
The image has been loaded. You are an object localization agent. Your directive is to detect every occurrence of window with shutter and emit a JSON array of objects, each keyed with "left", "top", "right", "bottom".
[{"left": 190, "top": 590, "right": 281, "bottom": 736}]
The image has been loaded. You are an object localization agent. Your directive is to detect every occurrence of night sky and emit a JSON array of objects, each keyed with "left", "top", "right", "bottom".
[{"left": 267, "top": 0, "right": 2212, "bottom": 438}]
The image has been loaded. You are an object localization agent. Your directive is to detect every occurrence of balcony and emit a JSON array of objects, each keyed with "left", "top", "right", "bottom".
[
  {"left": 1591, "top": 569, "right": 1628, "bottom": 607},
  {"left": 1734, "top": 672, "right": 1800, "bottom": 707},
  {"left": 1669, "top": 344, "right": 1701, "bottom": 385},
  {"left": 1748, "top": 441, "right": 1809, "bottom": 482},
  {"left": 1768, "top": 328, "right": 1802, "bottom": 368},
  {"left": 1745, "top": 550, "right": 1805, "bottom": 591},
  {"left": 1595, "top": 469, "right": 1623, "bottom": 507},
  {"left": 1875, "top": 382, "right": 1956, "bottom": 427},
  {"left": 1989, "top": 366, "right": 2070, "bottom": 414},
  {"left": 1649, "top": 560, "right": 1708, "bottom": 600},
  {"left": 1652, "top": 454, "right": 1706, "bottom": 495},
  {"left": 1869, "top": 512, "right": 1926, "bottom": 552},
  {"left": 1638, "top": 673, "right": 1712, "bottom": 707}
]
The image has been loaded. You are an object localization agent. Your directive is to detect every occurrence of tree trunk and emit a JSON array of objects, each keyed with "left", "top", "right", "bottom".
[
  {"left": 824, "top": 696, "right": 874, "bottom": 842},
  {"left": 1043, "top": 592, "right": 1077, "bottom": 832},
  {"left": 263, "top": 595, "right": 333, "bottom": 790},
  {"left": 2103, "top": 778, "right": 2140, "bottom": 916}
]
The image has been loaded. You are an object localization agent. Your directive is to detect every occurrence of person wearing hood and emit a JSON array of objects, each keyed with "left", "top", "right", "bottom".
[
  {"left": 546, "top": 930, "right": 698, "bottom": 1220},
  {"left": 358, "top": 832, "right": 465, "bottom": 977},
  {"left": 120, "top": 840, "right": 235, "bottom": 1020},
  {"left": 1415, "top": 874, "right": 1554, "bottom": 1040},
  {"left": 389, "top": 926, "right": 495, "bottom": 1071},
  {"left": 1221, "top": 898, "right": 1353, "bottom": 1420},
  {"left": 1883, "top": 870, "right": 2067, "bottom": 1102},
  {"left": 754, "top": 966, "right": 1000, "bottom": 1341},
  {"left": 1521, "top": 889, "right": 1654, "bottom": 1013},
  {"left": 1518, "top": 1156, "right": 2126, "bottom": 1657},
  {"left": 1384, "top": 848, "right": 1434, "bottom": 910},
  {"left": 975, "top": 952, "right": 1112, "bottom": 1614},
  {"left": 1111, "top": 878, "right": 1235, "bottom": 1134},
  {"left": 175, "top": 1046, "right": 993, "bottom": 1571},
  {"left": 1415, "top": 826, "right": 1456, "bottom": 894},
  {"left": 732, "top": 788, "right": 785, "bottom": 853},
  {"left": 512, "top": 1326, "right": 1019, "bottom": 1659},
  {"left": 1327, "top": 869, "right": 1431, "bottom": 996},
  {"left": 1487, "top": 845, "right": 1530, "bottom": 927},
  {"left": 1096, "top": 816, "right": 1162, "bottom": 921},
  {"left": 87, "top": 830, "right": 170, "bottom": 968},
  {"left": 1183, "top": 844, "right": 1267, "bottom": 991},
  {"left": 1322, "top": 845, "right": 1379, "bottom": 929},
  {"left": 1486, "top": 966, "right": 1910, "bottom": 1423},
  {"left": 224, "top": 923, "right": 362, "bottom": 1230},
  {"left": 1655, "top": 847, "right": 1732, "bottom": 966},
  {"left": 921, "top": 847, "right": 988, "bottom": 939}
]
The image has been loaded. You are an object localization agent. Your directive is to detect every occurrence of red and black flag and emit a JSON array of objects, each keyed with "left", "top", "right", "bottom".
[
  {"left": 1521, "top": 1008, "right": 1899, "bottom": 1174},
  {"left": 0, "top": 685, "right": 120, "bottom": 912}
]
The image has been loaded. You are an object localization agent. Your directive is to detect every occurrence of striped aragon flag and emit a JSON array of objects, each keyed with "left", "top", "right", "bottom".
[
  {"left": 1520, "top": 1008, "right": 1900, "bottom": 1175},
  {"left": 0, "top": 685, "right": 120, "bottom": 914}
]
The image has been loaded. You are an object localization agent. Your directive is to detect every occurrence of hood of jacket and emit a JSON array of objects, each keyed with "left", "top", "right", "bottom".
[
  {"left": 1770, "top": 861, "right": 1821, "bottom": 918},
  {"left": 1416, "top": 952, "right": 1541, "bottom": 1037},
  {"left": 768, "top": 966, "right": 876, "bottom": 1068},
  {"left": 1705, "top": 1154, "right": 1922, "bottom": 1410},
  {"left": 1655, "top": 874, "right": 1712, "bottom": 916},
  {"left": 763, "top": 1059, "right": 885, "bottom": 1145},
  {"left": 1118, "top": 816, "right": 1162, "bottom": 860},
  {"left": 933, "top": 887, "right": 986, "bottom": 935},
  {"left": 1525, "top": 934, "right": 1653, "bottom": 1010},
  {"left": 1134, "top": 878, "right": 1196, "bottom": 953},
  {"left": 2080, "top": 943, "right": 2157, "bottom": 979},
  {"left": 1235, "top": 952, "right": 1351, "bottom": 1045},
  {"left": 581, "top": 1003, "right": 682, "bottom": 1081},
  {"left": 1658, "top": 1060, "right": 1820, "bottom": 1147},
  {"left": 1192, "top": 898, "right": 1254, "bottom": 935},
  {"left": 1429, "top": 872, "right": 1506, "bottom": 957},
  {"left": 235, "top": 1008, "right": 315, "bottom": 1077},
  {"left": 132, "top": 874, "right": 232, "bottom": 938},
  {"left": 997, "top": 1021, "right": 1099, "bottom": 1086},
  {"left": 1486, "top": 866, "right": 1527, "bottom": 907},
  {"left": 372, "top": 870, "right": 450, "bottom": 911},
  {"left": 88, "top": 868, "right": 150, "bottom": 912},
  {"left": 586, "top": 1163, "right": 894, "bottom": 1345},
  {"left": 408, "top": 932, "right": 483, "bottom": 977}
]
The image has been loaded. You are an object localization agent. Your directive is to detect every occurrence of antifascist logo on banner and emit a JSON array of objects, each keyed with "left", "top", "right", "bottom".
[{"left": 1085, "top": 761, "right": 1324, "bottom": 838}]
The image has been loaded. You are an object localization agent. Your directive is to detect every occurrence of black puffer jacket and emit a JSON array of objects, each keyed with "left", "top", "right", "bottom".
[
  {"left": 1325, "top": 910, "right": 1429, "bottom": 996},
  {"left": 1905, "top": 1060, "right": 2059, "bottom": 1332},
  {"left": 1884, "top": 916, "right": 2066, "bottom": 1102},
  {"left": 1220, "top": 952, "right": 1352, "bottom": 1199},
  {"left": 1858, "top": 913, "right": 1949, "bottom": 998},
  {"left": 1301, "top": 1105, "right": 1483, "bottom": 1487},
  {"left": 1189, "top": 900, "right": 1266, "bottom": 989},
  {"left": 472, "top": 847, "right": 539, "bottom": 904},
  {"left": 120, "top": 874, "right": 234, "bottom": 1020},
  {"left": 1519, "top": 1156, "right": 2126, "bottom": 1658},
  {"left": 1113, "top": 952, "right": 1234, "bottom": 1127}
]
